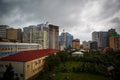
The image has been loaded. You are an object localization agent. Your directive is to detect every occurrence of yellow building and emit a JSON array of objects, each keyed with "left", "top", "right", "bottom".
[
  {"left": 6, "top": 28, "right": 22, "bottom": 42},
  {"left": 0, "top": 49, "right": 58, "bottom": 80},
  {"left": 109, "top": 36, "right": 120, "bottom": 50}
]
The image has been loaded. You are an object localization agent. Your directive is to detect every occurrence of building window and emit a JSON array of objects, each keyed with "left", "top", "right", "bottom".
[
  {"left": 27, "top": 65, "right": 29, "bottom": 68},
  {"left": 35, "top": 61, "right": 38, "bottom": 65},
  {"left": 20, "top": 74, "right": 24, "bottom": 77},
  {"left": 39, "top": 60, "right": 41, "bottom": 64}
]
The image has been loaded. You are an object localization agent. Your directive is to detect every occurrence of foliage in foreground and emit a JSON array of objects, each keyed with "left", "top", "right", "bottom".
[{"left": 36, "top": 50, "right": 120, "bottom": 80}]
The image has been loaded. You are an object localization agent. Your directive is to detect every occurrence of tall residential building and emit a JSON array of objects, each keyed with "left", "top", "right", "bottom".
[
  {"left": 6, "top": 28, "right": 22, "bottom": 42},
  {"left": 71, "top": 39, "right": 80, "bottom": 50},
  {"left": 23, "top": 25, "right": 37, "bottom": 43},
  {"left": 49, "top": 24, "right": 59, "bottom": 50},
  {"left": 0, "top": 25, "right": 9, "bottom": 38},
  {"left": 37, "top": 24, "right": 49, "bottom": 49},
  {"left": 109, "top": 36, "right": 120, "bottom": 50},
  {"left": 59, "top": 31, "right": 73, "bottom": 49},
  {"left": 92, "top": 31, "right": 108, "bottom": 49},
  {"left": 108, "top": 28, "right": 118, "bottom": 46},
  {"left": 23, "top": 24, "right": 49, "bottom": 49}
]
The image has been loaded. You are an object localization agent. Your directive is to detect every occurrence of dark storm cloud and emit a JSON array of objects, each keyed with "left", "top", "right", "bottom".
[{"left": 0, "top": 0, "right": 120, "bottom": 42}]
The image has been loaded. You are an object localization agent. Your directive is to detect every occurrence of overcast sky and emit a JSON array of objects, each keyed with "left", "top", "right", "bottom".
[{"left": 0, "top": 0, "right": 120, "bottom": 42}]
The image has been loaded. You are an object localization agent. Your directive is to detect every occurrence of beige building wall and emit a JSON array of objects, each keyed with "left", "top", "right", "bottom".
[
  {"left": 6, "top": 28, "right": 22, "bottom": 42},
  {"left": 0, "top": 56, "right": 47, "bottom": 80},
  {"left": 0, "top": 61, "right": 24, "bottom": 80},
  {"left": 72, "top": 41, "right": 80, "bottom": 50},
  {"left": 25, "top": 56, "right": 46, "bottom": 80}
]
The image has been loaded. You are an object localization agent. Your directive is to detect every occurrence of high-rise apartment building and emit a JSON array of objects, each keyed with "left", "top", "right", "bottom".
[
  {"left": 92, "top": 31, "right": 108, "bottom": 49},
  {"left": 59, "top": 31, "right": 73, "bottom": 49},
  {"left": 6, "top": 28, "right": 22, "bottom": 42},
  {"left": 49, "top": 24, "right": 59, "bottom": 50},
  {"left": 23, "top": 25, "right": 37, "bottom": 43},
  {"left": 37, "top": 24, "right": 49, "bottom": 49},
  {"left": 0, "top": 25, "right": 9, "bottom": 38},
  {"left": 23, "top": 24, "right": 49, "bottom": 49}
]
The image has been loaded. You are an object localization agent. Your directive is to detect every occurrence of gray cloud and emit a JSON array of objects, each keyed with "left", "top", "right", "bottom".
[{"left": 0, "top": 0, "right": 120, "bottom": 43}]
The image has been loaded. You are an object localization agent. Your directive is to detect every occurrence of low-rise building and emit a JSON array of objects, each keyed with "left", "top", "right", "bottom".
[
  {"left": 72, "top": 51, "right": 84, "bottom": 57},
  {"left": 82, "top": 41, "right": 98, "bottom": 52},
  {"left": 0, "top": 49, "right": 58, "bottom": 80}
]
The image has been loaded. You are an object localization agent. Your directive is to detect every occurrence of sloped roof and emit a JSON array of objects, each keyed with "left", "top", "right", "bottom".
[{"left": 0, "top": 49, "right": 58, "bottom": 62}]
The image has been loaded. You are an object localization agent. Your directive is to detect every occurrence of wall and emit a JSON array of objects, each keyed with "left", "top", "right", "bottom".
[{"left": 0, "top": 61, "right": 24, "bottom": 80}]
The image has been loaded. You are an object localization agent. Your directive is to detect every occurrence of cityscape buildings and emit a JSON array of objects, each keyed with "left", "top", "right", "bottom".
[{"left": 0, "top": 22, "right": 120, "bottom": 80}]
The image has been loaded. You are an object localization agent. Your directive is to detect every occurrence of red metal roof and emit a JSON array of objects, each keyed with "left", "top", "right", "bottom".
[{"left": 0, "top": 49, "right": 58, "bottom": 62}]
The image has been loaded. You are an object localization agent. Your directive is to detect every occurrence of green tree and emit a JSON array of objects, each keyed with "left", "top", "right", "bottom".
[
  {"left": 3, "top": 63, "right": 14, "bottom": 80},
  {"left": 57, "top": 51, "right": 69, "bottom": 62},
  {"left": 44, "top": 54, "right": 61, "bottom": 71}
]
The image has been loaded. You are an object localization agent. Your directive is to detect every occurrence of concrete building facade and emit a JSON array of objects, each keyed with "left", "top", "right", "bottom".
[
  {"left": 83, "top": 41, "right": 98, "bottom": 52},
  {"left": 71, "top": 39, "right": 80, "bottom": 50},
  {"left": 23, "top": 24, "right": 49, "bottom": 49},
  {"left": 92, "top": 31, "right": 108, "bottom": 49},
  {"left": 49, "top": 24, "right": 59, "bottom": 50},
  {"left": 6, "top": 28, "right": 22, "bottom": 42},
  {"left": 37, "top": 24, "right": 49, "bottom": 49},
  {"left": 0, "top": 25, "right": 9, "bottom": 38}
]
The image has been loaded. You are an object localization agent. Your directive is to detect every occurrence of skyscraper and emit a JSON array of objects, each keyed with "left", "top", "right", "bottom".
[
  {"left": 23, "top": 25, "right": 38, "bottom": 43},
  {"left": 92, "top": 31, "right": 108, "bottom": 49},
  {"left": 37, "top": 24, "right": 49, "bottom": 49},
  {"left": 59, "top": 31, "right": 73, "bottom": 49},
  {"left": 23, "top": 24, "right": 49, "bottom": 49},
  {"left": 49, "top": 24, "right": 59, "bottom": 50}
]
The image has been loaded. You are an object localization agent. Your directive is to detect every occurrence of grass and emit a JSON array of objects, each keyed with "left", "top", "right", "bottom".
[
  {"left": 36, "top": 61, "right": 112, "bottom": 80},
  {"left": 54, "top": 72, "right": 112, "bottom": 80}
]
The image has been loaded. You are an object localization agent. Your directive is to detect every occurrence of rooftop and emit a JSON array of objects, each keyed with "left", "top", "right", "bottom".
[{"left": 0, "top": 49, "right": 58, "bottom": 62}]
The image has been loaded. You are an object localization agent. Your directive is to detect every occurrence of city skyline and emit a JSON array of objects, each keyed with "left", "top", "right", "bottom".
[{"left": 0, "top": 0, "right": 120, "bottom": 42}]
